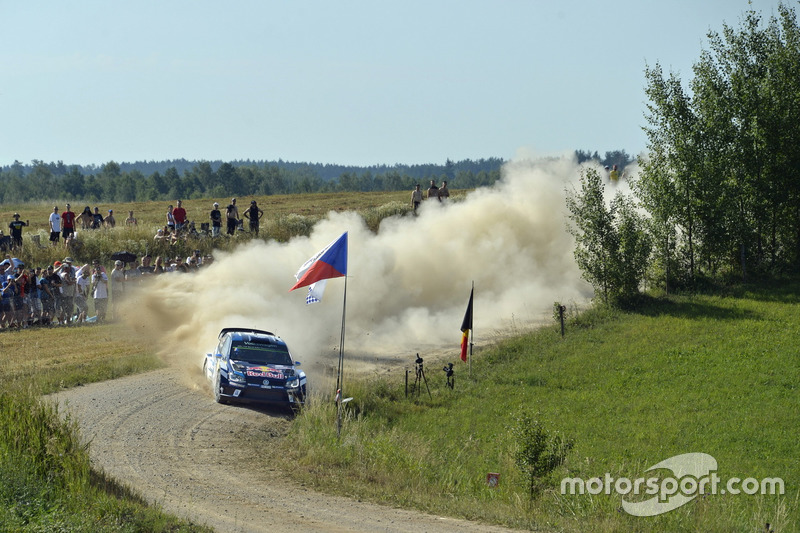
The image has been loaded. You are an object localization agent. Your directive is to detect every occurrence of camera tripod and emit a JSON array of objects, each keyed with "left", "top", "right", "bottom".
[
  {"left": 443, "top": 362, "right": 454, "bottom": 390},
  {"left": 413, "top": 353, "right": 432, "bottom": 400}
]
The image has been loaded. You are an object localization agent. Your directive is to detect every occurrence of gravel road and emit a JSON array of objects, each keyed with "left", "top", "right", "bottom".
[{"left": 51, "top": 368, "right": 515, "bottom": 533}]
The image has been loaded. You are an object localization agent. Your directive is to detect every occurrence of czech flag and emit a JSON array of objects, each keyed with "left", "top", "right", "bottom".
[
  {"left": 460, "top": 287, "right": 473, "bottom": 362},
  {"left": 290, "top": 232, "right": 348, "bottom": 293}
]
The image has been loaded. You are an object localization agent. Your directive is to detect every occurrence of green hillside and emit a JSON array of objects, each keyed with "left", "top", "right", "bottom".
[{"left": 282, "top": 282, "right": 799, "bottom": 532}]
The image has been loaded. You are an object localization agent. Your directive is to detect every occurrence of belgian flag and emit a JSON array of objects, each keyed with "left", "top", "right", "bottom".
[{"left": 460, "top": 288, "right": 473, "bottom": 362}]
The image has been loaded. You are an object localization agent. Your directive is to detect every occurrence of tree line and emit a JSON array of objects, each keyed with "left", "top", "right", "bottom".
[
  {"left": 0, "top": 158, "right": 505, "bottom": 204},
  {"left": 568, "top": 3, "right": 800, "bottom": 304},
  {"left": 0, "top": 151, "right": 637, "bottom": 205}
]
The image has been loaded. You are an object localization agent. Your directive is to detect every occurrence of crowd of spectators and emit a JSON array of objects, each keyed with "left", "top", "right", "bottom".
[
  {"left": 0, "top": 251, "right": 214, "bottom": 331},
  {"left": 1, "top": 197, "right": 262, "bottom": 254},
  {"left": 0, "top": 197, "right": 262, "bottom": 331}
]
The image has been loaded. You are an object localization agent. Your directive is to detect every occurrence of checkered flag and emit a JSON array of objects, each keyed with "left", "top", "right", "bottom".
[{"left": 305, "top": 280, "right": 327, "bottom": 304}]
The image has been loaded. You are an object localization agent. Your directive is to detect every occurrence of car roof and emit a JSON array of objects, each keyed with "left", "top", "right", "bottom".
[{"left": 219, "top": 328, "right": 285, "bottom": 345}]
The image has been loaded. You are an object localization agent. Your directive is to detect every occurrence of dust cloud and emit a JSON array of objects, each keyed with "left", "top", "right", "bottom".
[{"left": 128, "top": 155, "right": 607, "bottom": 386}]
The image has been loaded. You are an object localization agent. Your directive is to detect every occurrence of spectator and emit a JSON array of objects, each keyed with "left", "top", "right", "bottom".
[
  {"left": 8, "top": 213, "right": 28, "bottom": 249},
  {"left": 21, "top": 267, "right": 35, "bottom": 327},
  {"left": 49, "top": 206, "right": 61, "bottom": 246},
  {"left": 153, "top": 256, "right": 165, "bottom": 274},
  {"left": 38, "top": 266, "right": 55, "bottom": 325},
  {"left": 59, "top": 257, "right": 77, "bottom": 324},
  {"left": 105, "top": 209, "right": 116, "bottom": 228},
  {"left": 410, "top": 184, "right": 423, "bottom": 213},
  {"left": 48, "top": 262, "right": 64, "bottom": 324},
  {"left": 125, "top": 211, "right": 138, "bottom": 226},
  {"left": 439, "top": 180, "right": 450, "bottom": 201},
  {"left": 77, "top": 206, "right": 93, "bottom": 230},
  {"left": 426, "top": 179, "right": 439, "bottom": 201},
  {"left": 75, "top": 265, "right": 91, "bottom": 322},
  {"left": 61, "top": 204, "right": 76, "bottom": 240},
  {"left": 12, "top": 265, "right": 26, "bottom": 327},
  {"left": 226, "top": 198, "right": 239, "bottom": 235},
  {"left": 1, "top": 275, "right": 16, "bottom": 328},
  {"left": 138, "top": 255, "right": 154, "bottom": 275},
  {"left": 173, "top": 200, "right": 187, "bottom": 231},
  {"left": 91, "top": 207, "right": 104, "bottom": 229},
  {"left": 166, "top": 205, "right": 176, "bottom": 232},
  {"left": 210, "top": 202, "right": 222, "bottom": 237},
  {"left": 609, "top": 164, "right": 620, "bottom": 182},
  {"left": 91, "top": 264, "right": 109, "bottom": 322},
  {"left": 244, "top": 200, "right": 264, "bottom": 235},
  {"left": 30, "top": 267, "right": 44, "bottom": 325},
  {"left": 110, "top": 260, "right": 125, "bottom": 320}
]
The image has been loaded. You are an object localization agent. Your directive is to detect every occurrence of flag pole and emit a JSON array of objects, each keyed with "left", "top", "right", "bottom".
[
  {"left": 469, "top": 280, "right": 474, "bottom": 377},
  {"left": 336, "top": 275, "right": 348, "bottom": 438}
]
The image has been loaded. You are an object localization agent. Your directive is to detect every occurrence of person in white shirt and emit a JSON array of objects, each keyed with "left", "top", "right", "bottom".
[
  {"left": 49, "top": 206, "right": 61, "bottom": 246},
  {"left": 75, "top": 265, "right": 91, "bottom": 322},
  {"left": 91, "top": 265, "right": 109, "bottom": 322}
]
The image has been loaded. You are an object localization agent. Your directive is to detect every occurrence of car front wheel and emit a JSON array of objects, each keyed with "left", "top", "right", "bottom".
[{"left": 213, "top": 371, "right": 226, "bottom": 404}]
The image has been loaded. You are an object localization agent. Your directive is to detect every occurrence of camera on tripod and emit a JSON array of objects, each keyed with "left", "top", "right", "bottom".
[
  {"left": 442, "top": 362, "right": 455, "bottom": 389},
  {"left": 409, "top": 353, "right": 431, "bottom": 400}
]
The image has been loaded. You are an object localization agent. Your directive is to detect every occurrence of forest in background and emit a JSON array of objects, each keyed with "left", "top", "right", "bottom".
[{"left": 0, "top": 151, "right": 634, "bottom": 204}]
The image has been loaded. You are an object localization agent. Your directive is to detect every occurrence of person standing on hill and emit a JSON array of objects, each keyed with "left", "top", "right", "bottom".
[
  {"left": 410, "top": 184, "right": 423, "bottom": 214},
  {"left": 61, "top": 204, "right": 76, "bottom": 240},
  {"left": 77, "top": 206, "right": 93, "bottom": 230},
  {"left": 244, "top": 200, "right": 264, "bottom": 235},
  {"left": 173, "top": 200, "right": 187, "bottom": 232},
  {"left": 125, "top": 211, "right": 137, "bottom": 226},
  {"left": 210, "top": 202, "right": 222, "bottom": 237},
  {"left": 91, "top": 207, "right": 104, "bottom": 229},
  {"left": 226, "top": 198, "right": 239, "bottom": 236},
  {"left": 49, "top": 206, "right": 61, "bottom": 246},
  {"left": 438, "top": 180, "right": 450, "bottom": 201},
  {"left": 8, "top": 213, "right": 28, "bottom": 250},
  {"left": 104, "top": 209, "right": 116, "bottom": 228},
  {"left": 426, "top": 179, "right": 439, "bottom": 201},
  {"left": 166, "top": 205, "right": 176, "bottom": 232}
]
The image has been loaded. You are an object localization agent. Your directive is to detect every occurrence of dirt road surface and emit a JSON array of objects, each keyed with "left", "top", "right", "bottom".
[{"left": 51, "top": 368, "right": 516, "bottom": 533}]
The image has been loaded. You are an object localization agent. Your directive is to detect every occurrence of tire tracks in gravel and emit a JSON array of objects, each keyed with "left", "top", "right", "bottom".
[{"left": 51, "top": 368, "right": 516, "bottom": 533}]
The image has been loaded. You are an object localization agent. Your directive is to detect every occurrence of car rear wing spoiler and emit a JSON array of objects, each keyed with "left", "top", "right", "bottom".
[{"left": 218, "top": 327, "right": 276, "bottom": 339}]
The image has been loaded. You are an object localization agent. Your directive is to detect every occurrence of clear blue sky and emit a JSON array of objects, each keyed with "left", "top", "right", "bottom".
[{"left": 0, "top": 0, "right": 786, "bottom": 167}]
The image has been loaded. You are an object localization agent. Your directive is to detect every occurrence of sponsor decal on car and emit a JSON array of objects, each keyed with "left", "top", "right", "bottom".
[{"left": 246, "top": 366, "right": 284, "bottom": 379}]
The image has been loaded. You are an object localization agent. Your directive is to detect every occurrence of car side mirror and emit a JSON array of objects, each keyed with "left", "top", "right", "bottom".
[
  {"left": 215, "top": 353, "right": 223, "bottom": 358},
  {"left": 294, "top": 361, "right": 301, "bottom": 366}
]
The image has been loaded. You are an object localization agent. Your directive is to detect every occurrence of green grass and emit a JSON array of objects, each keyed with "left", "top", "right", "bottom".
[
  {"left": 279, "top": 283, "right": 800, "bottom": 532},
  {"left": 2, "top": 191, "right": 795, "bottom": 531},
  {"left": 0, "top": 325, "right": 210, "bottom": 532}
]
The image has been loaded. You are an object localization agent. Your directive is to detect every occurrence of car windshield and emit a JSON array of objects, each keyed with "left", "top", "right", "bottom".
[{"left": 230, "top": 341, "right": 293, "bottom": 366}]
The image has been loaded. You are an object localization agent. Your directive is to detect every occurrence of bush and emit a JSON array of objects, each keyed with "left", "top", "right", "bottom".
[{"left": 509, "top": 410, "right": 574, "bottom": 499}]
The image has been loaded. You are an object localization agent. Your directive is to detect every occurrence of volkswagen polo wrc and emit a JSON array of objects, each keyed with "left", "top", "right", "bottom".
[{"left": 203, "top": 328, "right": 307, "bottom": 408}]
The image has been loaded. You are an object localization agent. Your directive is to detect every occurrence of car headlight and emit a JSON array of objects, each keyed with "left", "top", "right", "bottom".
[
  {"left": 286, "top": 378, "right": 300, "bottom": 389},
  {"left": 228, "top": 372, "right": 246, "bottom": 385}
]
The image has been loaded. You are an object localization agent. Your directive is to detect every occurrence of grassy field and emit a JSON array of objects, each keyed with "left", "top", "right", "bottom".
[
  {"left": 278, "top": 282, "right": 799, "bottom": 532},
  {"left": 1, "top": 190, "right": 797, "bottom": 531},
  {"left": 0, "top": 190, "right": 426, "bottom": 270}
]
